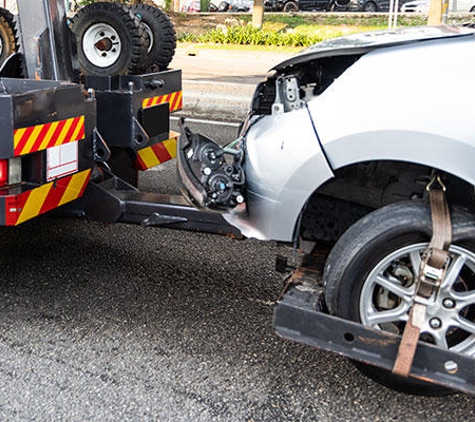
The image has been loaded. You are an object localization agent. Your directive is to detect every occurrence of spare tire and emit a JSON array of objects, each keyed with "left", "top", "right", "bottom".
[
  {"left": 131, "top": 4, "right": 176, "bottom": 72},
  {"left": 71, "top": 2, "right": 149, "bottom": 76},
  {"left": 0, "top": 8, "right": 16, "bottom": 66}
]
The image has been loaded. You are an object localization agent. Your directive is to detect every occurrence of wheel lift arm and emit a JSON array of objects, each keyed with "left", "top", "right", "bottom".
[{"left": 274, "top": 250, "right": 475, "bottom": 395}]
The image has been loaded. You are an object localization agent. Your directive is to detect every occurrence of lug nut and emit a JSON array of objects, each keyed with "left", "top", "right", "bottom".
[
  {"left": 443, "top": 298, "right": 456, "bottom": 309},
  {"left": 429, "top": 318, "right": 442, "bottom": 329}
]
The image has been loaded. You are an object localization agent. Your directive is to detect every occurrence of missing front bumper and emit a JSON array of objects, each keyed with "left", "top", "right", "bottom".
[{"left": 177, "top": 118, "right": 245, "bottom": 212}]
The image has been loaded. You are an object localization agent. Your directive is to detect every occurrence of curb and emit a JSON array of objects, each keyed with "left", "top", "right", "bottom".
[{"left": 180, "top": 79, "right": 256, "bottom": 122}]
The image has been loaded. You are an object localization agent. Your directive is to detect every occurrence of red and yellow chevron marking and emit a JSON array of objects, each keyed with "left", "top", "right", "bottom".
[
  {"left": 142, "top": 91, "right": 182, "bottom": 112},
  {"left": 136, "top": 133, "right": 178, "bottom": 171},
  {"left": 14, "top": 115, "right": 85, "bottom": 157},
  {"left": 4, "top": 169, "right": 91, "bottom": 226}
]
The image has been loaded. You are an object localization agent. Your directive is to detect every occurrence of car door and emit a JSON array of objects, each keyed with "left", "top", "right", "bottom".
[{"left": 299, "top": 0, "right": 330, "bottom": 9}]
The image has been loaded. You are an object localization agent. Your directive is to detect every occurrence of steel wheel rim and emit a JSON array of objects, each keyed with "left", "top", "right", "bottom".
[
  {"left": 140, "top": 20, "right": 154, "bottom": 54},
  {"left": 82, "top": 23, "right": 122, "bottom": 68},
  {"left": 360, "top": 242, "right": 475, "bottom": 356}
]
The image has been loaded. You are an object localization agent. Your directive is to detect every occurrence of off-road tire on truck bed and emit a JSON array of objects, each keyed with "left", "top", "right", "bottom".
[
  {"left": 0, "top": 8, "right": 17, "bottom": 67},
  {"left": 323, "top": 200, "right": 475, "bottom": 396},
  {"left": 130, "top": 4, "right": 176, "bottom": 72},
  {"left": 71, "top": 2, "right": 149, "bottom": 76}
]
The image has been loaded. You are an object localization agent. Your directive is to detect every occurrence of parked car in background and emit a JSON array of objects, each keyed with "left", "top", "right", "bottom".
[
  {"left": 228, "top": 0, "right": 254, "bottom": 11},
  {"left": 351, "top": 0, "right": 412, "bottom": 11},
  {"left": 209, "top": 0, "right": 253, "bottom": 11},
  {"left": 181, "top": 0, "right": 201, "bottom": 11},
  {"left": 401, "top": 0, "right": 428, "bottom": 11},
  {"left": 266, "top": 0, "right": 350, "bottom": 12},
  {"left": 402, "top": 0, "right": 475, "bottom": 12}
]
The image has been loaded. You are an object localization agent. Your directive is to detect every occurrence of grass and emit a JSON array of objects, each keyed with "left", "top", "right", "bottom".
[{"left": 175, "top": 13, "right": 430, "bottom": 47}]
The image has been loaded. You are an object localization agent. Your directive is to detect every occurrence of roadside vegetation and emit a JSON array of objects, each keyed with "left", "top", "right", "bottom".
[
  {"left": 175, "top": 13, "right": 428, "bottom": 47},
  {"left": 76, "top": 1, "right": 464, "bottom": 48}
]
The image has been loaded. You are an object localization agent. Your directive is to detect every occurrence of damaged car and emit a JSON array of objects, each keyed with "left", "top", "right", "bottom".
[{"left": 178, "top": 25, "right": 475, "bottom": 396}]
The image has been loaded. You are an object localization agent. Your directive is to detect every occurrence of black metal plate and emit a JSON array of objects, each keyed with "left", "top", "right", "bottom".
[{"left": 139, "top": 103, "right": 169, "bottom": 140}]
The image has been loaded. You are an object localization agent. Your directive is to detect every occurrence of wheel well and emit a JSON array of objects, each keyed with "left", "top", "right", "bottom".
[{"left": 299, "top": 160, "right": 475, "bottom": 243}]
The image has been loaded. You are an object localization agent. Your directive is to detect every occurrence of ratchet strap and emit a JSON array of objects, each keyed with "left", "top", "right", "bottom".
[{"left": 392, "top": 176, "right": 452, "bottom": 377}]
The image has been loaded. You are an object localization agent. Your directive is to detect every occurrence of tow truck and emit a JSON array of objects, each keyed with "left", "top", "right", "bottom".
[{"left": 0, "top": 0, "right": 240, "bottom": 236}]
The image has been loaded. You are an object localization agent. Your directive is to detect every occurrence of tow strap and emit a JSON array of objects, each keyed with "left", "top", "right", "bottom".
[{"left": 392, "top": 175, "right": 452, "bottom": 377}]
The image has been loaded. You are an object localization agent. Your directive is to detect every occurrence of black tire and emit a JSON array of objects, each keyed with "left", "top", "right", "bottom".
[
  {"left": 71, "top": 2, "right": 149, "bottom": 76},
  {"left": 131, "top": 4, "right": 176, "bottom": 73},
  {"left": 0, "top": 8, "right": 16, "bottom": 66},
  {"left": 363, "top": 1, "right": 377, "bottom": 11},
  {"left": 323, "top": 200, "right": 475, "bottom": 396},
  {"left": 283, "top": 1, "right": 299, "bottom": 12},
  {"left": 218, "top": 1, "right": 230, "bottom": 11}
]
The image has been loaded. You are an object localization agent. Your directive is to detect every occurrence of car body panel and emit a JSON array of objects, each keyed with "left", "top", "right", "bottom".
[
  {"left": 402, "top": 0, "right": 475, "bottom": 12},
  {"left": 223, "top": 108, "right": 334, "bottom": 241},
  {"left": 177, "top": 26, "right": 475, "bottom": 243},
  {"left": 311, "top": 36, "right": 475, "bottom": 184},
  {"left": 225, "top": 27, "right": 475, "bottom": 242},
  {"left": 354, "top": 0, "right": 413, "bottom": 12},
  {"left": 273, "top": 25, "right": 474, "bottom": 71}
]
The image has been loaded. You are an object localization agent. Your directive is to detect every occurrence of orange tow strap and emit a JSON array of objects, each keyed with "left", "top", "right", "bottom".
[{"left": 392, "top": 178, "right": 452, "bottom": 377}]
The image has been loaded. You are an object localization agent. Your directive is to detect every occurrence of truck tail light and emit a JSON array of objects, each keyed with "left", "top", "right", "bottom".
[
  {"left": 0, "top": 160, "right": 8, "bottom": 187},
  {"left": 0, "top": 158, "right": 22, "bottom": 188}
]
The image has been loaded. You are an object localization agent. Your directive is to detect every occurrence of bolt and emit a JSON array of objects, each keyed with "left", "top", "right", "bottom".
[
  {"left": 444, "top": 360, "right": 459, "bottom": 374},
  {"left": 429, "top": 318, "right": 442, "bottom": 329},
  {"left": 203, "top": 167, "right": 212, "bottom": 176},
  {"left": 443, "top": 298, "right": 456, "bottom": 309}
]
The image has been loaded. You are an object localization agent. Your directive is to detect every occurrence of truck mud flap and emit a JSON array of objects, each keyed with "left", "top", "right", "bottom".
[{"left": 273, "top": 255, "right": 475, "bottom": 395}]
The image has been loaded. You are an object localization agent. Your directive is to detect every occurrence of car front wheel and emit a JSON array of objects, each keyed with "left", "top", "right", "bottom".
[
  {"left": 323, "top": 200, "right": 475, "bottom": 396},
  {"left": 363, "top": 1, "right": 377, "bottom": 11},
  {"left": 283, "top": 1, "right": 299, "bottom": 12}
]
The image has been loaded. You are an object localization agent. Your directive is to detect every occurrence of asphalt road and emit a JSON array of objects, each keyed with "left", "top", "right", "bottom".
[{"left": 0, "top": 118, "right": 474, "bottom": 421}]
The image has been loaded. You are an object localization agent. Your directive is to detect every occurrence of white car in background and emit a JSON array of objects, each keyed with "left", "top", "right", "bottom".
[
  {"left": 401, "top": 0, "right": 429, "bottom": 12},
  {"left": 402, "top": 0, "right": 475, "bottom": 12}
]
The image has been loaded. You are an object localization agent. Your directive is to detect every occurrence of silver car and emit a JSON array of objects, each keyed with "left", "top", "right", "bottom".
[{"left": 178, "top": 25, "right": 475, "bottom": 395}]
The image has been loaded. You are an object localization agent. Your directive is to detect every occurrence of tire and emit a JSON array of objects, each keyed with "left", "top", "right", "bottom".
[
  {"left": 0, "top": 8, "right": 16, "bottom": 66},
  {"left": 323, "top": 200, "right": 475, "bottom": 396},
  {"left": 363, "top": 1, "right": 377, "bottom": 11},
  {"left": 283, "top": 1, "right": 299, "bottom": 12},
  {"left": 131, "top": 4, "right": 176, "bottom": 73},
  {"left": 218, "top": 1, "right": 230, "bottom": 11},
  {"left": 71, "top": 2, "right": 149, "bottom": 76}
]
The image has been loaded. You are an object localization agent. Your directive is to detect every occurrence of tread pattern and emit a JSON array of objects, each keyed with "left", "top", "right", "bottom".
[
  {"left": 131, "top": 4, "right": 176, "bottom": 72},
  {"left": 0, "top": 7, "right": 17, "bottom": 64},
  {"left": 71, "top": 2, "right": 149, "bottom": 76}
]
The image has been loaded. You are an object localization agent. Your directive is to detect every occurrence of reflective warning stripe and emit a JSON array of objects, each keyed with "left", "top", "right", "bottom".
[
  {"left": 142, "top": 91, "right": 183, "bottom": 112},
  {"left": 136, "top": 134, "right": 178, "bottom": 171},
  {"left": 14, "top": 116, "right": 85, "bottom": 157},
  {"left": 4, "top": 169, "right": 91, "bottom": 226}
]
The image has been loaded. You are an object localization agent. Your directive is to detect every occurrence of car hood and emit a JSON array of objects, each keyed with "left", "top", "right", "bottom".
[{"left": 272, "top": 25, "right": 475, "bottom": 71}]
